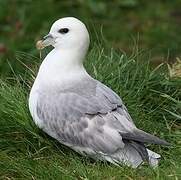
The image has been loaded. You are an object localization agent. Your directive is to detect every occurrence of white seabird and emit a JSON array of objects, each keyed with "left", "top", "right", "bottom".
[{"left": 29, "top": 17, "right": 169, "bottom": 168}]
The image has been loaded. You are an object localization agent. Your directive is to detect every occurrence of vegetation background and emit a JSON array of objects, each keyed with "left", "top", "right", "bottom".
[{"left": 0, "top": 0, "right": 180, "bottom": 179}]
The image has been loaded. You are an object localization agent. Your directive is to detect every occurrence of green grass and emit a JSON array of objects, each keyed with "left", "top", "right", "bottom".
[
  {"left": 0, "top": 47, "right": 180, "bottom": 179},
  {"left": 1, "top": 0, "right": 181, "bottom": 75}
]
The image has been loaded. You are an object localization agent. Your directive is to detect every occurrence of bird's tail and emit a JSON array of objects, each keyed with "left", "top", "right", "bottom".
[{"left": 102, "top": 144, "right": 161, "bottom": 168}]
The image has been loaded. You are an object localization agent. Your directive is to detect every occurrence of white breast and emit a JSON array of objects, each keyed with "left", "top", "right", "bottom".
[
  {"left": 29, "top": 47, "right": 88, "bottom": 128},
  {"left": 29, "top": 78, "right": 45, "bottom": 129}
]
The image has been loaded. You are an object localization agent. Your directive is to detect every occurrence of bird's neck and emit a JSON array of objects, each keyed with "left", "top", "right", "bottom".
[
  {"left": 35, "top": 48, "right": 88, "bottom": 86},
  {"left": 44, "top": 48, "right": 85, "bottom": 70}
]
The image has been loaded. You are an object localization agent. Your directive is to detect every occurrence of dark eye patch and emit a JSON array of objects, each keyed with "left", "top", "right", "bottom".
[{"left": 58, "top": 28, "right": 69, "bottom": 34}]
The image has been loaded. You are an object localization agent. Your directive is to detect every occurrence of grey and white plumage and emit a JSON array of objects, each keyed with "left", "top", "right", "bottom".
[{"left": 29, "top": 17, "right": 169, "bottom": 168}]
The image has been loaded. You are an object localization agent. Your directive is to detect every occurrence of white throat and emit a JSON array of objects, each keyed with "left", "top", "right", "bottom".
[{"left": 35, "top": 47, "right": 88, "bottom": 88}]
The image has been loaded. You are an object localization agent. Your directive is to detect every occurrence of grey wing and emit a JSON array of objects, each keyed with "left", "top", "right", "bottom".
[
  {"left": 36, "top": 80, "right": 169, "bottom": 156},
  {"left": 96, "top": 82, "right": 169, "bottom": 146},
  {"left": 37, "top": 90, "right": 125, "bottom": 154}
]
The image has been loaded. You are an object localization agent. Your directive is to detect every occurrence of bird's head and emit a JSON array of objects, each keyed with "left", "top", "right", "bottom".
[{"left": 36, "top": 17, "right": 90, "bottom": 52}]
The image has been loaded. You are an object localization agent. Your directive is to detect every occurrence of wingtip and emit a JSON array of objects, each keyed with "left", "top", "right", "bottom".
[
  {"left": 122, "top": 129, "right": 171, "bottom": 146},
  {"left": 162, "top": 140, "right": 171, "bottom": 146}
]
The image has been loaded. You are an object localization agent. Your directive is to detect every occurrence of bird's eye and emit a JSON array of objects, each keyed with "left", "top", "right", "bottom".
[{"left": 58, "top": 28, "right": 69, "bottom": 34}]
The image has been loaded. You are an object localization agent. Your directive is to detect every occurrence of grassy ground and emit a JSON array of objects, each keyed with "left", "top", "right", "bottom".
[{"left": 0, "top": 47, "right": 181, "bottom": 179}]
